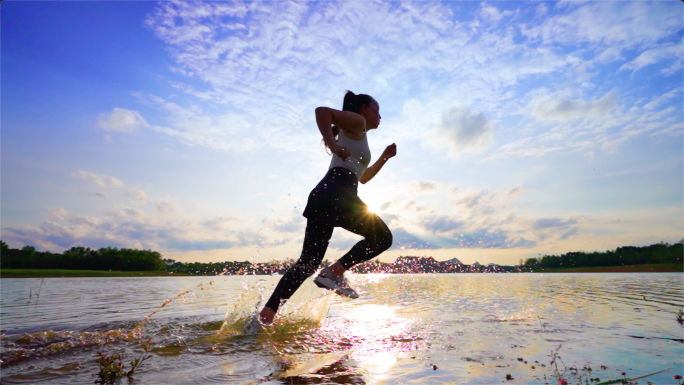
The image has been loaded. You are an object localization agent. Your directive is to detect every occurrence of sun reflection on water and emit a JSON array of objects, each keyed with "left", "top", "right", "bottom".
[{"left": 322, "top": 303, "right": 416, "bottom": 382}]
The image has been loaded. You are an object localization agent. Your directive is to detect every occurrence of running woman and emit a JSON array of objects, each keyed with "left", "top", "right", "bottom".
[{"left": 244, "top": 91, "right": 396, "bottom": 333}]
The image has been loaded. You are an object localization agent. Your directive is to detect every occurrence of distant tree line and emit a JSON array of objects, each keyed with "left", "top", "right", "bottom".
[
  {"left": 0, "top": 241, "right": 166, "bottom": 271},
  {"left": 163, "top": 256, "right": 514, "bottom": 275},
  {"left": 164, "top": 259, "right": 297, "bottom": 276},
  {"left": 2, "top": 240, "right": 681, "bottom": 274},
  {"left": 522, "top": 241, "right": 683, "bottom": 269}
]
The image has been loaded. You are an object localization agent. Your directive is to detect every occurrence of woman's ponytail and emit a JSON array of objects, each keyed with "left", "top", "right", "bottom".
[{"left": 342, "top": 90, "right": 357, "bottom": 112}]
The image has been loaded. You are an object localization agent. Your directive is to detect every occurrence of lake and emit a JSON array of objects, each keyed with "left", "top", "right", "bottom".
[{"left": 1, "top": 273, "right": 682, "bottom": 384}]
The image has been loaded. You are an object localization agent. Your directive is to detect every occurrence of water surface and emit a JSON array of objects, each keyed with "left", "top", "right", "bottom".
[{"left": 1, "top": 273, "right": 682, "bottom": 384}]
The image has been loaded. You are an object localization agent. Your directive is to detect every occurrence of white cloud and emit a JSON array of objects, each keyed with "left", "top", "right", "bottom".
[
  {"left": 98, "top": 108, "right": 148, "bottom": 132},
  {"left": 532, "top": 216, "right": 578, "bottom": 230},
  {"left": 141, "top": 95, "right": 263, "bottom": 153},
  {"left": 118, "top": 206, "right": 146, "bottom": 220},
  {"left": 448, "top": 188, "right": 506, "bottom": 221},
  {"left": 119, "top": 0, "right": 681, "bottom": 170},
  {"left": 660, "top": 58, "right": 683, "bottom": 76},
  {"left": 522, "top": 2, "right": 681, "bottom": 49},
  {"left": 156, "top": 201, "right": 180, "bottom": 216},
  {"left": 1, "top": 204, "right": 292, "bottom": 255},
  {"left": 532, "top": 93, "right": 614, "bottom": 121},
  {"left": 479, "top": 4, "right": 512, "bottom": 26},
  {"left": 379, "top": 200, "right": 396, "bottom": 212},
  {"left": 71, "top": 171, "right": 124, "bottom": 187},
  {"left": 201, "top": 216, "right": 240, "bottom": 230},
  {"left": 431, "top": 106, "right": 493, "bottom": 156},
  {"left": 261, "top": 211, "right": 305, "bottom": 233},
  {"left": 447, "top": 184, "right": 460, "bottom": 196},
  {"left": 41, "top": 207, "right": 69, "bottom": 221},
  {"left": 620, "top": 44, "right": 681, "bottom": 73},
  {"left": 420, "top": 215, "right": 464, "bottom": 233},
  {"left": 394, "top": 180, "right": 443, "bottom": 195},
  {"left": 130, "top": 190, "right": 148, "bottom": 204},
  {"left": 505, "top": 186, "right": 521, "bottom": 199},
  {"left": 535, "top": 3, "right": 547, "bottom": 17},
  {"left": 643, "top": 88, "right": 681, "bottom": 110},
  {"left": 139, "top": 0, "right": 586, "bottom": 159},
  {"left": 486, "top": 88, "right": 680, "bottom": 161},
  {"left": 530, "top": 215, "right": 582, "bottom": 242}
]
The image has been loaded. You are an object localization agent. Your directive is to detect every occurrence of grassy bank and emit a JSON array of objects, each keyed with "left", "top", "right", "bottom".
[
  {"left": 529, "top": 263, "right": 682, "bottom": 273},
  {"left": 0, "top": 269, "right": 188, "bottom": 278}
]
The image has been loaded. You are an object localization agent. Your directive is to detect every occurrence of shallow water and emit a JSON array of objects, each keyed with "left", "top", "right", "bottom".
[{"left": 1, "top": 273, "right": 682, "bottom": 384}]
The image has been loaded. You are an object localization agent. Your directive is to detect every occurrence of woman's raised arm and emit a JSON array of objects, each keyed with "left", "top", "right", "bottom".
[{"left": 316, "top": 107, "right": 366, "bottom": 139}]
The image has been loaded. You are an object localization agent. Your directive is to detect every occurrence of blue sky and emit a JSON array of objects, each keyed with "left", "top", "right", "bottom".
[{"left": 2, "top": 0, "right": 682, "bottom": 265}]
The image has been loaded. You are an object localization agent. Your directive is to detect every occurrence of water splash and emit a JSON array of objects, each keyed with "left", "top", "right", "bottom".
[
  {"left": 215, "top": 278, "right": 334, "bottom": 337},
  {"left": 1, "top": 328, "right": 140, "bottom": 368},
  {"left": 1, "top": 280, "right": 212, "bottom": 368},
  {"left": 133, "top": 290, "right": 195, "bottom": 335}
]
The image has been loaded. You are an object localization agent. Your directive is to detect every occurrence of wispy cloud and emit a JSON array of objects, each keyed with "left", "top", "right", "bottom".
[
  {"left": 41, "top": 207, "right": 69, "bottom": 221},
  {"left": 532, "top": 93, "right": 614, "bottom": 121},
  {"left": 532, "top": 217, "right": 578, "bottom": 231},
  {"left": 420, "top": 215, "right": 464, "bottom": 233},
  {"left": 130, "top": 190, "right": 148, "bottom": 204},
  {"left": 98, "top": 108, "right": 148, "bottom": 132},
  {"left": 505, "top": 186, "right": 521, "bottom": 199},
  {"left": 72, "top": 171, "right": 124, "bottom": 187},
  {"left": 137, "top": 0, "right": 681, "bottom": 169},
  {"left": 394, "top": 180, "right": 443, "bottom": 195},
  {"left": 619, "top": 44, "right": 681, "bottom": 73},
  {"left": 643, "top": 87, "right": 682, "bottom": 111},
  {"left": 521, "top": 2, "right": 681, "bottom": 49},
  {"left": 156, "top": 201, "right": 180, "bottom": 216}
]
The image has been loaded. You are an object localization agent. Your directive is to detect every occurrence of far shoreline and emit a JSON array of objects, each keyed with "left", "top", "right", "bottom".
[
  {"left": 1, "top": 263, "right": 681, "bottom": 278},
  {"left": 529, "top": 263, "right": 682, "bottom": 273}
]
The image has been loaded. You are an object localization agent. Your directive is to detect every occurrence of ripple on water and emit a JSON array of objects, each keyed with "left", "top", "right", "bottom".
[{"left": 1, "top": 273, "right": 682, "bottom": 384}]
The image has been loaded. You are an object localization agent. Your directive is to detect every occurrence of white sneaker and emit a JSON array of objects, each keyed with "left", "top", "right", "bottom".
[
  {"left": 314, "top": 267, "right": 359, "bottom": 299},
  {"left": 243, "top": 315, "right": 265, "bottom": 334}
]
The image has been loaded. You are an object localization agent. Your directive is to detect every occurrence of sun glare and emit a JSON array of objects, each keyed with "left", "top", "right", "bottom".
[{"left": 363, "top": 194, "right": 384, "bottom": 214}]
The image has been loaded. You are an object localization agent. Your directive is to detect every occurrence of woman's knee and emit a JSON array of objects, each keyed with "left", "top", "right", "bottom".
[{"left": 372, "top": 228, "right": 392, "bottom": 252}]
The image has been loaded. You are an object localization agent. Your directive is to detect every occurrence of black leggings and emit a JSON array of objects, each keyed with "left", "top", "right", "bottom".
[{"left": 264, "top": 211, "right": 392, "bottom": 312}]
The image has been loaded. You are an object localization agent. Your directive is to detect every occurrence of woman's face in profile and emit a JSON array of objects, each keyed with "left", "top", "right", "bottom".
[{"left": 364, "top": 100, "right": 381, "bottom": 129}]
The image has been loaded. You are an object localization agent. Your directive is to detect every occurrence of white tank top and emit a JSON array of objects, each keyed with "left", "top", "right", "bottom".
[{"left": 329, "top": 128, "right": 371, "bottom": 180}]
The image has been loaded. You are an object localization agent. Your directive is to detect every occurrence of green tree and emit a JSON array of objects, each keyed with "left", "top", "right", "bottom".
[
  {"left": 524, "top": 257, "right": 538, "bottom": 267},
  {"left": 1, "top": 240, "right": 10, "bottom": 268},
  {"left": 21, "top": 245, "right": 36, "bottom": 258}
]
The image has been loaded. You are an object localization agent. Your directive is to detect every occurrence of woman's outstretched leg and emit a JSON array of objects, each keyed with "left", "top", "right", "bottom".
[
  {"left": 258, "top": 220, "right": 334, "bottom": 324},
  {"left": 337, "top": 211, "right": 393, "bottom": 269},
  {"left": 314, "top": 211, "right": 392, "bottom": 297}
]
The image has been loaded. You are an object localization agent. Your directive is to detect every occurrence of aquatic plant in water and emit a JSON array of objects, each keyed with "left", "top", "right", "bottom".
[
  {"left": 95, "top": 338, "right": 152, "bottom": 384},
  {"left": 549, "top": 344, "right": 569, "bottom": 385},
  {"left": 677, "top": 309, "right": 683, "bottom": 325}
]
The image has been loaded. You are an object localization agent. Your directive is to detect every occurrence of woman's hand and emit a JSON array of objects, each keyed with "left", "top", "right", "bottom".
[
  {"left": 381, "top": 143, "right": 397, "bottom": 160},
  {"left": 331, "top": 143, "right": 350, "bottom": 161}
]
